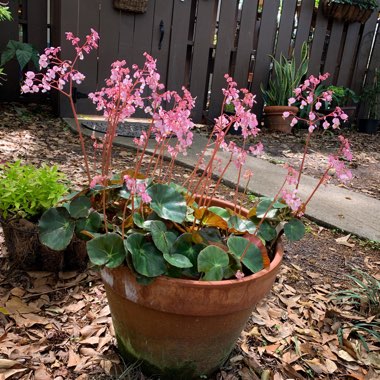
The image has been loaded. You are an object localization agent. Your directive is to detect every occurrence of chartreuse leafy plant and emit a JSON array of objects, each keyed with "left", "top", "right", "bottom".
[
  {"left": 0, "top": 161, "right": 67, "bottom": 220},
  {"left": 24, "top": 30, "right": 353, "bottom": 282}
]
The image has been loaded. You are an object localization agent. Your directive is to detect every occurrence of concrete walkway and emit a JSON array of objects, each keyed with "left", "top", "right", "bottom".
[{"left": 65, "top": 118, "right": 380, "bottom": 242}]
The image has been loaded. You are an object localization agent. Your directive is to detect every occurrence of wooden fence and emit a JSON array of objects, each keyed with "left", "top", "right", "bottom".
[{"left": 1, "top": 0, "right": 379, "bottom": 122}]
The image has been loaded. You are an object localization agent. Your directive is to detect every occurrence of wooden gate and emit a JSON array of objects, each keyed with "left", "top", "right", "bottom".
[{"left": 1, "top": 0, "right": 379, "bottom": 121}]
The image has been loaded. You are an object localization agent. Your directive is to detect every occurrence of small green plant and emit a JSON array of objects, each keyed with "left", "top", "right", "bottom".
[
  {"left": 1, "top": 40, "right": 39, "bottom": 71},
  {"left": 0, "top": 5, "right": 12, "bottom": 21},
  {"left": 361, "top": 68, "right": 380, "bottom": 119},
  {"left": 332, "top": 268, "right": 380, "bottom": 316},
  {"left": 0, "top": 161, "right": 68, "bottom": 220},
  {"left": 261, "top": 42, "right": 309, "bottom": 106},
  {"left": 327, "top": 86, "right": 359, "bottom": 107},
  {"left": 332, "top": 268, "right": 380, "bottom": 351}
]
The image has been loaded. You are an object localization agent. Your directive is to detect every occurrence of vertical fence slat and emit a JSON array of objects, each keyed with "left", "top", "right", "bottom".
[
  {"left": 294, "top": 0, "right": 314, "bottom": 63},
  {"left": 208, "top": 0, "right": 238, "bottom": 119},
  {"left": 189, "top": 0, "right": 217, "bottom": 123},
  {"left": 27, "top": 0, "right": 47, "bottom": 54},
  {"left": 275, "top": 0, "right": 297, "bottom": 59},
  {"left": 54, "top": 0, "right": 79, "bottom": 116},
  {"left": 130, "top": 0, "right": 155, "bottom": 66},
  {"left": 97, "top": 0, "right": 123, "bottom": 89},
  {"left": 0, "top": 0, "right": 20, "bottom": 100},
  {"left": 118, "top": 10, "right": 135, "bottom": 61},
  {"left": 323, "top": 21, "right": 345, "bottom": 85},
  {"left": 308, "top": 5, "right": 328, "bottom": 76},
  {"left": 166, "top": 0, "right": 192, "bottom": 93},
  {"left": 75, "top": 0, "right": 100, "bottom": 115},
  {"left": 352, "top": 10, "right": 380, "bottom": 94},
  {"left": 234, "top": 0, "right": 258, "bottom": 88},
  {"left": 358, "top": 22, "right": 379, "bottom": 118},
  {"left": 336, "top": 23, "right": 361, "bottom": 87},
  {"left": 251, "top": 0, "right": 280, "bottom": 117},
  {"left": 150, "top": 0, "right": 174, "bottom": 86}
]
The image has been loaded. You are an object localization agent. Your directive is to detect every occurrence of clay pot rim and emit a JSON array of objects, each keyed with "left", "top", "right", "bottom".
[{"left": 264, "top": 105, "right": 299, "bottom": 112}]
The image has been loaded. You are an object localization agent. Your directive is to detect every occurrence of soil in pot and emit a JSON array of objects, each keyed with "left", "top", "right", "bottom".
[
  {"left": 264, "top": 105, "right": 298, "bottom": 133},
  {"left": 1, "top": 218, "right": 88, "bottom": 272}
]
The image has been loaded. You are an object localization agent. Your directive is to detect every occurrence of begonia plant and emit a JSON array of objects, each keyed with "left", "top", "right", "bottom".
[{"left": 21, "top": 30, "right": 353, "bottom": 281}]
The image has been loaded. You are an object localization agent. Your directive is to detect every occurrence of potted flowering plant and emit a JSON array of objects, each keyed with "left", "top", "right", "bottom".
[{"left": 21, "top": 30, "right": 352, "bottom": 378}]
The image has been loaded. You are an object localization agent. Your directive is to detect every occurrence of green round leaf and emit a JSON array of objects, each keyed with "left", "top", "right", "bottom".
[
  {"left": 163, "top": 253, "right": 193, "bottom": 268},
  {"left": 256, "top": 198, "right": 277, "bottom": 219},
  {"left": 197, "top": 246, "right": 229, "bottom": 281},
  {"left": 39, "top": 207, "right": 75, "bottom": 251},
  {"left": 228, "top": 215, "right": 256, "bottom": 233},
  {"left": 207, "top": 206, "right": 230, "bottom": 221},
  {"left": 259, "top": 222, "right": 277, "bottom": 241},
  {"left": 147, "top": 184, "right": 187, "bottom": 223},
  {"left": 75, "top": 211, "right": 102, "bottom": 238},
  {"left": 227, "top": 236, "right": 263, "bottom": 273},
  {"left": 125, "top": 233, "right": 166, "bottom": 277},
  {"left": 69, "top": 196, "right": 91, "bottom": 218},
  {"left": 86, "top": 233, "right": 125, "bottom": 268},
  {"left": 284, "top": 219, "right": 305, "bottom": 241}
]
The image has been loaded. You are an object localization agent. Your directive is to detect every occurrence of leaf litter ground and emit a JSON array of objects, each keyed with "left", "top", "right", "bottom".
[{"left": 0, "top": 103, "right": 379, "bottom": 380}]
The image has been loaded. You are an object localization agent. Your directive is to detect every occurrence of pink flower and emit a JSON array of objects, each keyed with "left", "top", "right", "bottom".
[
  {"left": 328, "top": 156, "right": 352, "bottom": 183},
  {"left": 288, "top": 97, "right": 296, "bottom": 105},
  {"left": 281, "top": 189, "right": 302, "bottom": 212},
  {"left": 285, "top": 164, "right": 298, "bottom": 186},
  {"left": 235, "top": 270, "right": 245, "bottom": 280},
  {"left": 283, "top": 111, "right": 290, "bottom": 119}
]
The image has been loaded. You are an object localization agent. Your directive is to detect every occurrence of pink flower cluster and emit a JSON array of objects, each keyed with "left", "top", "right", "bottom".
[
  {"left": 124, "top": 175, "right": 152, "bottom": 204},
  {"left": 21, "top": 29, "right": 99, "bottom": 94},
  {"left": 284, "top": 73, "right": 348, "bottom": 133},
  {"left": 88, "top": 54, "right": 195, "bottom": 158}
]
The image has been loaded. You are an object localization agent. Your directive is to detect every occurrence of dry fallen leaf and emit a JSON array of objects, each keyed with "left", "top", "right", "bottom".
[{"left": 335, "top": 234, "right": 355, "bottom": 248}]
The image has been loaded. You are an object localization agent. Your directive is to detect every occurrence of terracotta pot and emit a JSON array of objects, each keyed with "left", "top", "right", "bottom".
[
  {"left": 100, "top": 198, "right": 283, "bottom": 378},
  {"left": 264, "top": 105, "right": 298, "bottom": 133}
]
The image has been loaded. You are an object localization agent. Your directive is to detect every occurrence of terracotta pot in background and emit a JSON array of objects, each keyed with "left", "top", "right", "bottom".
[
  {"left": 264, "top": 105, "right": 298, "bottom": 133},
  {"left": 100, "top": 198, "right": 283, "bottom": 379}
]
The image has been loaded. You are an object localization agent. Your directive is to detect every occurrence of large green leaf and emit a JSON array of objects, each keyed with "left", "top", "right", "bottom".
[
  {"left": 171, "top": 233, "right": 204, "bottom": 276},
  {"left": 86, "top": 233, "right": 125, "bottom": 268},
  {"left": 207, "top": 206, "right": 230, "bottom": 221},
  {"left": 259, "top": 222, "right": 277, "bottom": 242},
  {"left": 15, "top": 48, "right": 33, "bottom": 71},
  {"left": 227, "top": 236, "right": 264, "bottom": 273},
  {"left": 149, "top": 220, "right": 177, "bottom": 255},
  {"left": 75, "top": 211, "right": 102, "bottom": 238},
  {"left": 256, "top": 198, "right": 277, "bottom": 219},
  {"left": 39, "top": 207, "right": 75, "bottom": 251},
  {"left": 228, "top": 215, "right": 256, "bottom": 233},
  {"left": 284, "top": 219, "right": 305, "bottom": 241},
  {"left": 163, "top": 253, "right": 193, "bottom": 268},
  {"left": 197, "top": 246, "right": 229, "bottom": 281},
  {"left": 147, "top": 184, "right": 187, "bottom": 223},
  {"left": 125, "top": 233, "right": 166, "bottom": 277},
  {"left": 69, "top": 196, "right": 91, "bottom": 218}
]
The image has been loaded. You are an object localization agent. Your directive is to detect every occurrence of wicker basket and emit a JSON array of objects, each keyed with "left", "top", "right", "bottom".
[
  {"left": 321, "top": 0, "right": 374, "bottom": 24},
  {"left": 113, "top": 0, "right": 148, "bottom": 13}
]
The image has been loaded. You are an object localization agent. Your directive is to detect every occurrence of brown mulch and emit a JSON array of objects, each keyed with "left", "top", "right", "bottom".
[{"left": 0, "top": 102, "right": 379, "bottom": 380}]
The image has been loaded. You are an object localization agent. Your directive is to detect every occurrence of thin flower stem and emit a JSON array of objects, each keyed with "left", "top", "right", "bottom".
[
  {"left": 69, "top": 96, "right": 91, "bottom": 184},
  {"left": 296, "top": 131, "right": 312, "bottom": 190}
]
